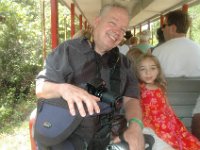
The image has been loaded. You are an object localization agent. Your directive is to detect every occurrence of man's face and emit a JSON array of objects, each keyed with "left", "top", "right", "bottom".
[
  {"left": 162, "top": 17, "right": 175, "bottom": 41},
  {"left": 93, "top": 7, "right": 129, "bottom": 55}
]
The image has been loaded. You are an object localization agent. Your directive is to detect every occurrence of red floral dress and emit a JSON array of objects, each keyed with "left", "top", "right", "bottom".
[{"left": 140, "top": 83, "right": 200, "bottom": 150}]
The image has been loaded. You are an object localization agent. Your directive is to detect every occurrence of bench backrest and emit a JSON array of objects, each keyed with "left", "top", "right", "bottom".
[{"left": 166, "top": 77, "right": 200, "bottom": 130}]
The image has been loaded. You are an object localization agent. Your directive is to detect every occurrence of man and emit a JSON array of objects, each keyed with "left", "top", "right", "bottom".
[
  {"left": 153, "top": 10, "right": 200, "bottom": 77},
  {"left": 35, "top": 3, "right": 144, "bottom": 150}
]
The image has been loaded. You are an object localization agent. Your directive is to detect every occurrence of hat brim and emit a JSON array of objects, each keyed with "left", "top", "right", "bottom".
[{"left": 124, "top": 35, "right": 133, "bottom": 39}]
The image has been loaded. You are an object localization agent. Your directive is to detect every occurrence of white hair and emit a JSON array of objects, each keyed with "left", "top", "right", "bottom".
[{"left": 137, "top": 30, "right": 151, "bottom": 41}]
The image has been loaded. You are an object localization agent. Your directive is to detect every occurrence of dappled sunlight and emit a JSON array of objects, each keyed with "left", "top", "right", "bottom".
[{"left": 0, "top": 119, "right": 31, "bottom": 150}]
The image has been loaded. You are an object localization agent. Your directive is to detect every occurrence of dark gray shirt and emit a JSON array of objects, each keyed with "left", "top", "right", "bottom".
[{"left": 36, "top": 37, "right": 139, "bottom": 99}]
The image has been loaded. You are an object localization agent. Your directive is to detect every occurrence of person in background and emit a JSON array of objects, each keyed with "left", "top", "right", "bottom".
[
  {"left": 118, "top": 38, "right": 129, "bottom": 55},
  {"left": 35, "top": 3, "right": 144, "bottom": 150},
  {"left": 134, "top": 54, "right": 200, "bottom": 150},
  {"left": 124, "top": 30, "right": 133, "bottom": 42},
  {"left": 129, "top": 36, "right": 138, "bottom": 48},
  {"left": 156, "top": 27, "right": 165, "bottom": 46},
  {"left": 151, "top": 27, "right": 165, "bottom": 52},
  {"left": 152, "top": 10, "right": 200, "bottom": 77},
  {"left": 126, "top": 48, "right": 143, "bottom": 69},
  {"left": 192, "top": 96, "right": 200, "bottom": 140},
  {"left": 118, "top": 30, "right": 133, "bottom": 55},
  {"left": 135, "top": 29, "right": 152, "bottom": 54}
]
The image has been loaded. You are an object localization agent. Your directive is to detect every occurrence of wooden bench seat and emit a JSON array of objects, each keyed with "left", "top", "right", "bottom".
[{"left": 166, "top": 77, "right": 200, "bottom": 130}]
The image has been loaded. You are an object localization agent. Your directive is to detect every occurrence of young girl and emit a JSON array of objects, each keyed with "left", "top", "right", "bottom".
[{"left": 135, "top": 54, "right": 200, "bottom": 150}]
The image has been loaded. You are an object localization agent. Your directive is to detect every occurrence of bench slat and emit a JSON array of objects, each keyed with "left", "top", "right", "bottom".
[
  {"left": 171, "top": 105, "right": 193, "bottom": 117},
  {"left": 167, "top": 92, "right": 198, "bottom": 105},
  {"left": 166, "top": 77, "right": 200, "bottom": 130}
]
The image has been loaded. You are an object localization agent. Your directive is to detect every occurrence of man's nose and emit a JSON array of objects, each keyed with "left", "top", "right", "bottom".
[{"left": 145, "top": 69, "right": 151, "bottom": 74}]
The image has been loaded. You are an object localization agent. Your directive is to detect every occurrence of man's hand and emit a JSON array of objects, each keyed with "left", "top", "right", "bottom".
[
  {"left": 113, "top": 123, "right": 144, "bottom": 150},
  {"left": 59, "top": 83, "right": 100, "bottom": 117},
  {"left": 113, "top": 97, "right": 145, "bottom": 150},
  {"left": 123, "top": 124, "right": 145, "bottom": 150}
]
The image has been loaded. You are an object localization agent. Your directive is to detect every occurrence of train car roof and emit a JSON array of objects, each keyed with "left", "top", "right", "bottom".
[{"left": 60, "top": 0, "right": 199, "bottom": 29}]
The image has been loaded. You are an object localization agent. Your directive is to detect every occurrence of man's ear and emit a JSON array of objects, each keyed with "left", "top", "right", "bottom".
[{"left": 93, "top": 16, "right": 100, "bottom": 28}]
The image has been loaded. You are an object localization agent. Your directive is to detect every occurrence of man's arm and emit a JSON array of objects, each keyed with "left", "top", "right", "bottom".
[
  {"left": 36, "top": 80, "right": 100, "bottom": 117},
  {"left": 123, "top": 96, "right": 145, "bottom": 150},
  {"left": 123, "top": 97, "right": 142, "bottom": 121},
  {"left": 36, "top": 80, "right": 63, "bottom": 98}
]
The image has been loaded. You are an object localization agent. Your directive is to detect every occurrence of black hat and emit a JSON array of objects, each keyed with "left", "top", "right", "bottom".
[{"left": 124, "top": 30, "right": 133, "bottom": 40}]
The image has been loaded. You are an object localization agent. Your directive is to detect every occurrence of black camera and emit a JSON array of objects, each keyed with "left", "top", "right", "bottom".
[{"left": 86, "top": 78, "right": 122, "bottom": 107}]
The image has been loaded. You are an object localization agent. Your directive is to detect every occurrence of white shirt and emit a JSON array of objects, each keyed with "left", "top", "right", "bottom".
[
  {"left": 153, "top": 37, "right": 200, "bottom": 77},
  {"left": 118, "top": 44, "right": 129, "bottom": 55}
]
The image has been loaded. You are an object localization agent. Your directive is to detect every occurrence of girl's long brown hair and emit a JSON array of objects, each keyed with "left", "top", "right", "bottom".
[{"left": 135, "top": 54, "right": 167, "bottom": 92}]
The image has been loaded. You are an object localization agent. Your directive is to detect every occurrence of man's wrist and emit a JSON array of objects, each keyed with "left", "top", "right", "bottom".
[{"left": 127, "top": 117, "right": 144, "bottom": 130}]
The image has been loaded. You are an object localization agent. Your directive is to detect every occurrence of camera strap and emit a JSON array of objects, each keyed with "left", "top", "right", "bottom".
[
  {"left": 91, "top": 41, "right": 121, "bottom": 93},
  {"left": 91, "top": 40, "right": 121, "bottom": 106},
  {"left": 109, "top": 47, "right": 121, "bottom": 95}
]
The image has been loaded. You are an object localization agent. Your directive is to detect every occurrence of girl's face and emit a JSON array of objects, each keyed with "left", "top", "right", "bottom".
[{"left": 137, "top": 58, "right": 159, "bottom": 84}]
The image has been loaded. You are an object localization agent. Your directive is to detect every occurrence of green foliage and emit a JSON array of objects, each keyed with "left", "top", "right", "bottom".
[
  {"left": 40, "top": 1, "right": 71, "bottom": 52},
  {"left": 58, "top": 3, "right": 71, "bottom": 42},
  {"left": 0, "top": 0, "right": 42, "bottom": 129},
  {"left": 0, "top": 0, "right": 76, "bottom": 130},
  {"left": 189, "top": 4, "right": 200, "bottom": 44},
  {"left": 150, "top": 20, "right": 161, "bottom": 46}
]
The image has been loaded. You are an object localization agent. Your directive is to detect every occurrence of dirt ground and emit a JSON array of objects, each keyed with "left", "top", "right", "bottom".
[{"left": 0, "top": 118, "right": 31, "bottom": 150}]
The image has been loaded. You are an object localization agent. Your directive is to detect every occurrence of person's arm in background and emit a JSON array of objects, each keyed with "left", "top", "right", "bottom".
[{"left": 192, "top": 95, "right": 200, "bottom": 140}]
